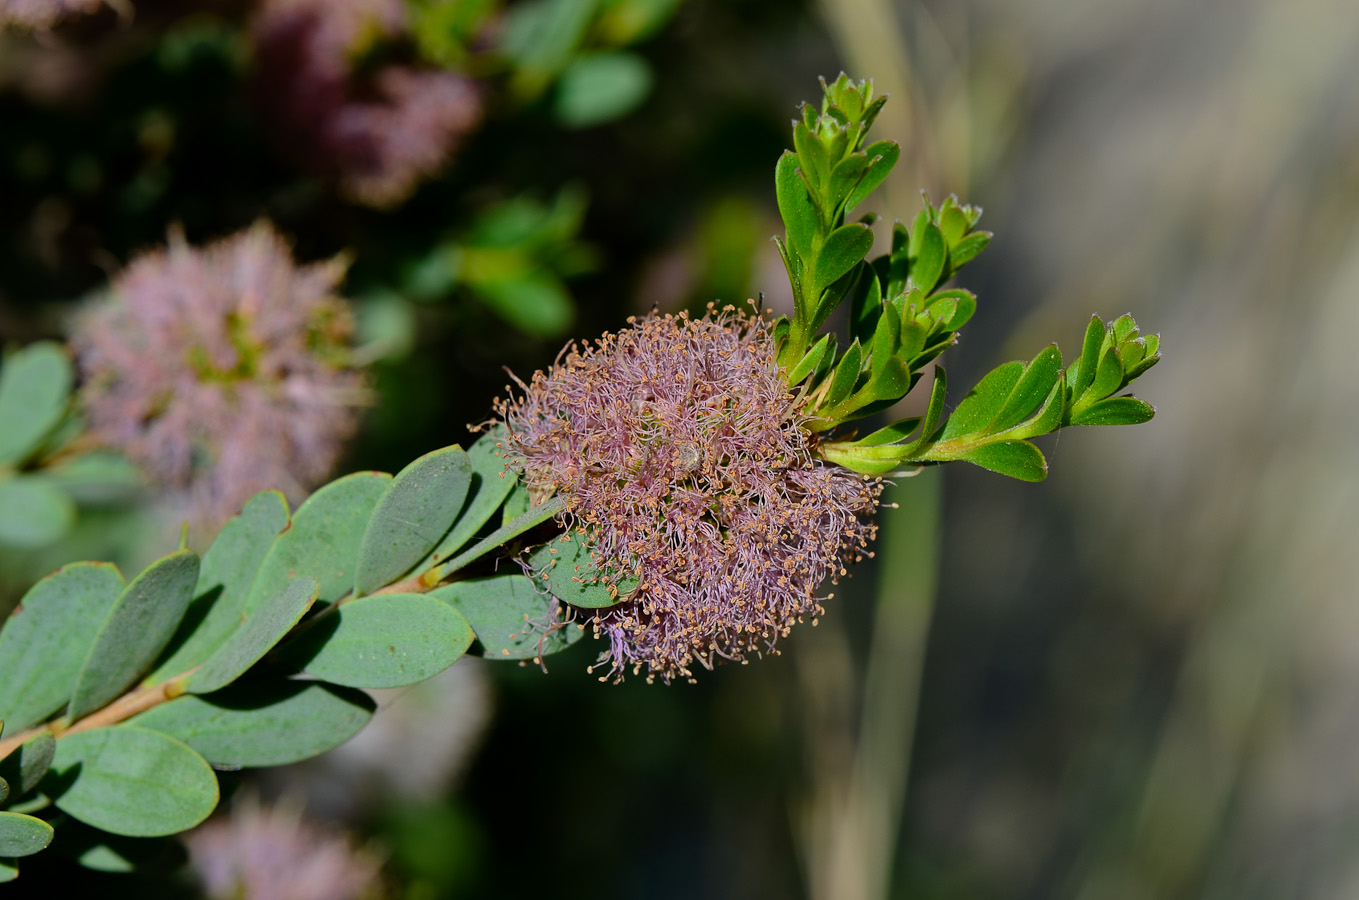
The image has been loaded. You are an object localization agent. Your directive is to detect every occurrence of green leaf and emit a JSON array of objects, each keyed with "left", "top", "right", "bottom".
[
  {"left": 0, "top": 813, "right": 52, "bottom": 857},
  {"left": 907, "top": 366, "right": 949, "bottom": 451},
  {"left": 148, "top": 491, "right": 291, "bottom": 684},
  {"left": 184, "top": 577, "right": 319, "bottom": 695},
  {"left": 786, "top": 334, "right": 833, "bottom": 387},
  {"left": 0, "top": 477, "right": 75, "bottom": 549},
  {"left": 0, "top": 859, "right": 14, "bottom": 882},
  {"left": 938, "top": 361, "right": 1024, "bottom": 441},
  {"left": 910, "top": 223, "right": 947, "bottom": 294},
  {"left": 1070, "top": 315, "right": 1105, "bottom": 398},
  {"left": 245, "top": 472, "right": 391, "bottom": 613},
  {"left": 957, "top": 441, "right": 1048, "bottom": 482},
  {"left": 0, "top": 342, "right": 72, "bottom": 465},
  {"left": 991, "top": 345, "right": 1063, "bottom": 434},
  {"left": 848, "top": 264, "right": 883, "bottom": 345},
  {"left": 1086, "top": 345, "right": 1125, "bottom": 404},
  {"left": 425, "top": 428, "right": 518, "bottom": 567},
  {"left": 474, "top": 273, "right": 575, "bottom": 338},
  {"left": 793, "top": 121, "right": 829, "bottom": 193},
  {"left": 501, "top": 481, "right": 532, "bottom": 525},
  {"left": 355, "top": 446, "right": 472, "bottom": 596},
  {"left": 845, "top": 141, "right": 899, "bottom": 212},
  {"left": 1070, "top": 396, "right": 1155, "bottom": 426},
  {"left": 68, "top": 550, "right": 200, "bottom": 722},
  {"left": 287, "top": 594, "right": 474, "bottom": 689},
  {"left": 939, "top": 204, "right": 968, "bottom": 245},
  {"left": 947, "top": 231, "right": 990, "bottom": 272},
  {"left": 828, "top": 154, "right": 868, "bottom": 214},
  {"left": 0, "top": 563, "right": 124, "bottom": 731},
  {"left": 814, "top": 223, "right": 874, "bottom": 294},
  {"left": 432, "top": 575, "right": 585, "bottom": 661},
  {"left": 0, "top": 733, "right": 55, "bottom": 796},
  {"left": 857, "top": 417, "right": 922, "bottom": 447},
  {"left": 776, "top": 151, "right": 817, "bottom": 261},
  {"left": 40, "top": 452, "right": 142, "bottom": 504},
  {"left": 129, "top": 682, "right": 374, "bottom": 768},
  {"left": 0, "top": 778, "right": 7, "bottom": 806},
  {"left": 554, "top": 51, "right": 653, "bottom": 128},
  {"left": 1004, "top": 377, "right": 1066, "bottom": 440},
  {"left": 812, "top": 341, "right": 863, "bottom": 419},
  {"left": 46, "top": 726, "right": 218, "bottom": 837},
  {"left": 529, "top": 531, "right": 637, "bottom": 609}
]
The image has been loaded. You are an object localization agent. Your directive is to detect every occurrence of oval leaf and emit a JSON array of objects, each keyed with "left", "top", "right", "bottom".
[
  {"left": 814, "top": 223, "right": 875, "bottom": 293},
  {"left": 245, "top": 472, "right": 392, "bottom": 612},
  {"left": 0, "top": 563, "right": 124, "bottom": 731},
  {"left": 130, "top": 682, "right": 374, "bottom": 768},
  {"left": 147, "top": 490, "right": 291, "bottom": 684},
  {"left": 287, "top": 593, "right": 474, "bottom": 689},
  {"left": 425, "top": 427, "right": 518, "bottom": 567},
  {"left": 0, "top": 342, "right": 72, "bottom": 465},
  {"left": 47, "top": 726, "right": 218, "bottom": 837},
  {"left": 529, "top": 530, "right": 636, "bottom": 609},
  {"left": 776, "top": 150, "right": 818, "bottom": 259},
  {"left": 185, "top": 577, "right": 319, "bottom": 695},
  {"left": 958, "top": 440, "right": 1048, "bottom": 482},
  {"left": 432, "top": 575, "right": 584, "bottom": 661},
  {"left": 0, "top": 477, "right": 75, "bottom": 549},
  {"left": 0, "top": 733, "right": 56, "bottom": 797},
  {"left": 910, "top": 222, "right": 947, "bottom": 294},
  {"left": 0, "top": 812, "right": 53, "bottom": 858},
  {"left": 1069, "top": 396, "right": 1155, "bottom": 427},
  {"left": 68, "top": 550, "right": 200, "bottom": 722},
  {"left": 553, "top": 51, "right": 653, "bottom": 128},
  {"left": 355, "top": 446, "right": 472, "bottom": 596}
]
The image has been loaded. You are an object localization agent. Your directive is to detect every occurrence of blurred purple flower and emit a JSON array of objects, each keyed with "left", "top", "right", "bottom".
[
  {"left": 72, "top": 222, "right": 364, "bottom": 531},
  {"left": 498, "top": 307, "right": 882, "bottom": 683},
  {"left": 252, "top": 0, "right": 483, "bottom": 207},
  {"left": 185, "top": 796, "right": 384, "bottom": 900},
  {"left": 0, "top": 0, "right": 102, "bottom": 30}
]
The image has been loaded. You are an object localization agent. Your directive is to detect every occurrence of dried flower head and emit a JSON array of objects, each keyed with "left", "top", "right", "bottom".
[
  {"left": 252, "top": 0, "right": 483, "bottom": 207},
  {"left": 72, "top": 222, "right": 364, "bottom": 531},
  {"left": 185, "top": 795, "right": 384, "bottom": 900},
  {"left": 0, "top": 0, "right": 102, "bottom": 30},
  {"left": 497, "top": 306, "right": 882, "bottom": 682}
]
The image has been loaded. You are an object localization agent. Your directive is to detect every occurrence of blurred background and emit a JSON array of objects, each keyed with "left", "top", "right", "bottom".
[{"left": 3, "top": 0, "right": 1359, "bottom": 897}]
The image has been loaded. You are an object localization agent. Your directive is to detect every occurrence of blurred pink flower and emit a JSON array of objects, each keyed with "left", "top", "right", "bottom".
[
  {"left": 0, "top": 0, "right": 102, "bottom": 30},
  {"left": 252, "top": 0, "right": 483, "bottom": 207},
  {"left": 499, "top": 307, "right": 882, "bottom": 683},
  {"left": 185, "top": 796, "right": 384, "bottom": 900},
  {"left": 72, "top": 222, "right": 364, "bottom": 531}
]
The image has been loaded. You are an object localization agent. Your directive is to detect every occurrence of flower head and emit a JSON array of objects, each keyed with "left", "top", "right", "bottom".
[
  {"left": 497, "top": 306, "right": 881, "bottom": 682},
  {"left": 185, "top": 796, "right": 384, "bottom": 900},
  {"left": 0, "top": 0, "right": 102, "bottom": 30},
  {"left": 252, "top": 0, "right": 483, "bottom": 207},
  {"left": 72, "top": 222, "right": 363, "bottom": 531}
]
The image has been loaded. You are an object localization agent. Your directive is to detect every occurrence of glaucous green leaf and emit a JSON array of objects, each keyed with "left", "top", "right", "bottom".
[
  {"left": 148, "top": 491, "right": 290, "bottom": 684},
  {"left": 1069, "top": 396, "right": 1155, "bottom": 426},
  {"left": 529, "top": 530, "right": 637, "bottom": 608},
  {"left": 287, "top": 594, "right": 474, "bottom": 689},
  {"left": 0, "top": 342, "right": 72, "bottom": 465},
  {"left": 355, "top": 446, "right": 472, "bottom": 596},
  {"left": 184, "top": 577, "right": 319, "bottom": 695},
  {"left": 958, "top": 440, "right": 1048, "bottom": 482},
  {"left": 0, "top": 859, "right": 14, "bottom": 881},
  {"left": 47, "top": 726, "right": 218, "bottom": 837},
  {"left": 554, "top": 51, "right": 653, "bottom": 128},
  {"left": 0, "top": 812, "right": 52, "bottom": 857},
  {"left": 0, "top": 563, "right": 124, "bottom": 731},
  {"left": 245, "top": 472, "right": 391, "bottom": 612},
  {"left": 40, "top": 452, "right": 142, "bottom": 504},
  {"left": 68, "top": 550, "right": 200, "bottom": 722},
  {"left": 130, "top": 682, "right": 374, "bottom": 768},
  {"left": 0, "top": 777, "right": 7, "bottom": 806},
  {"left": 424, "top": 428, "right": 517, "bottom": 568},
  {"left": 0, "top": 733, "right": 55, "bottom": 797},
  {"left": 0, "top": 477, "right": 75, "bottom": 549},
  {"left": 432, "top": 575, "right": 585, "bottom": 661}
]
